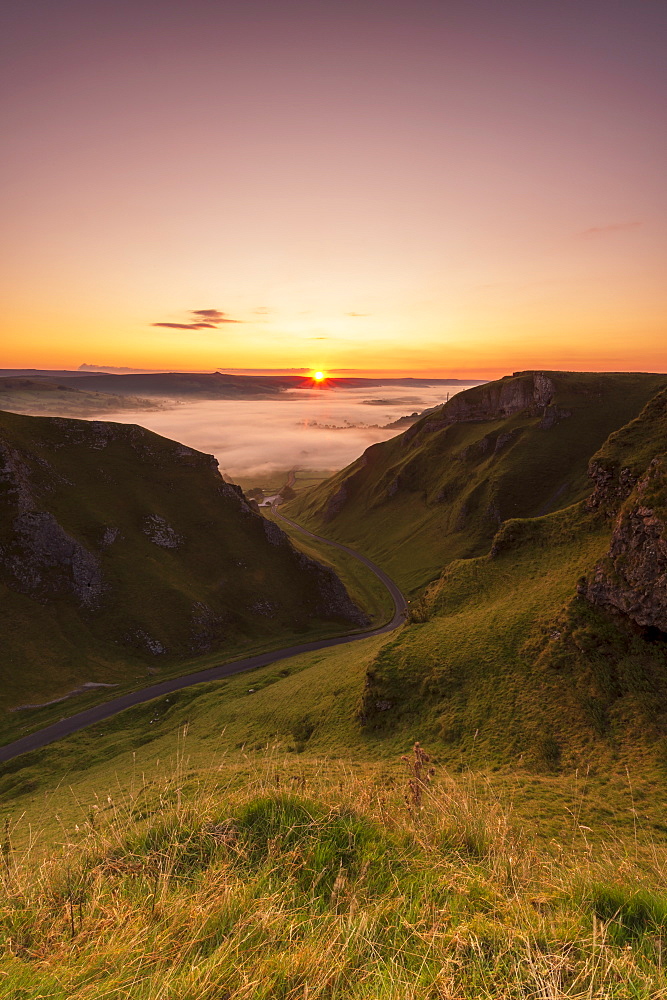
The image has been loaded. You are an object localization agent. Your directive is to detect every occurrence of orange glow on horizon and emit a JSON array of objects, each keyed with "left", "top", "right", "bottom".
[{"left": 2, "top": 4, "right": 666, "bottom": 384}]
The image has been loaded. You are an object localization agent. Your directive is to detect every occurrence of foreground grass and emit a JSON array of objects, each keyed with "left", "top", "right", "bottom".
[{"left": 2, "top": 747, "right": 667, "bottom": 998}]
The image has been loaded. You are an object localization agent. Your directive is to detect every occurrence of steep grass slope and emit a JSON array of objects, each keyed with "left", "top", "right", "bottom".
[
  {"left": 0, "top": 410, "right": 365, "bottom": 715},
  {"left": 3, "top": 752, "right": 667, "bottom": 999},
  {"left": 358, "top": 386, "right": 667, "bottom": 768},
  {"left": 287, "top": 371, "right": 667, "bottom": 591}
]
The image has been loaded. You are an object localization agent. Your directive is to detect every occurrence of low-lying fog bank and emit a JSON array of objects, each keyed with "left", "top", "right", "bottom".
[{"left": 104, "top": 384, "right": 476, "bottom": 480}]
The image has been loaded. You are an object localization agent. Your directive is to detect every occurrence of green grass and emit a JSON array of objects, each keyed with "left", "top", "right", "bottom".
[
  {"left": 2, "top": 374, "right": 667, "bottom": 995},
  {"left": 267, "top": 511, "right": 395, "bottom": 628},
  {"left": 287, "top": 371, "right": 667, "bottom": 592},
  {"left": 3, "top": 748, "right": 667, "bottom": 998},
  {"left": 231, "top": 468, "right": 337, "bottom": 496},
  {"left": 0, "top": 410, "right": 366, "bottom": 723}
]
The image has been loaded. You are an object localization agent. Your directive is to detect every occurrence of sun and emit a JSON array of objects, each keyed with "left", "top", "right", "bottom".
[{"left": 312, "top": 370, "right": 326, "bottom": 382}]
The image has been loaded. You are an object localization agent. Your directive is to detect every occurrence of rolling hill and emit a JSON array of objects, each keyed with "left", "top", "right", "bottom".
[
  {"left": 0, "top": 377, "right": 162, "bottom": 416},
  {"left": 49, "top": 371, "right": 287, "bottom": 399}
]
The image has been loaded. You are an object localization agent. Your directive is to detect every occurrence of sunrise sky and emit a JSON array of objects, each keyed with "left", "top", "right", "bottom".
[{"left": 1, "top": 0, "right": 665, "bottom": 377}]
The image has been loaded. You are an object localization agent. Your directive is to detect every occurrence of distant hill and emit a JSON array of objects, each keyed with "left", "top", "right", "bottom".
[
  {"left": 0, "top": 369, "right": 107, "bottom": 379},
  {"left": 0, "top": 410, "right": 366, "bottom": 713},
  {"left": 0, "top": 377, "right": 161, "bottom": 416},
  {"left": 36, "top": 371, "right": 487, "bottom": 400},
  {"left": 50, "top": 371, "right": 286, "bottom": 399},
  {"left": 286, "top": 371, "right": 667, "bottom": 591}
]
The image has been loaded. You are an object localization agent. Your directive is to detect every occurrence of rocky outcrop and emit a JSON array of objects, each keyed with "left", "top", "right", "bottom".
[
  {"left": 143, "top": 514, "right": 183, "bottom": 549},
  {"left": 0, "top": 442, "right": 33, "bottom": 511},
  {"left": 404, "top": 372, "right": 557, "bottom": 444},
  {"left": 294, "top": 549, "right": 369, "bottom": 627},
  {"left": 580, "top": 458, "right": 667, "bottom": 632},
  {"left": 586, "top": 459, "right": 639, "bottom": 514},
  {"left": 1, "top": 511, "right": 102, "bottom": 607},
  {"left": 324, "top": 482, "right": 349, "bottom": 522}
]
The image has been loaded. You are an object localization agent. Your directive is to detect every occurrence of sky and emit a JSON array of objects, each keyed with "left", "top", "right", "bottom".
[{"left": 1, "top": 0, "right": 666, "bottom": 377}]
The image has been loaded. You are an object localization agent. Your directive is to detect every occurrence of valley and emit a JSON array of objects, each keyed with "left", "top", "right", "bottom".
[{"left": 2, "top": 369, "right": 667, "bottom": 997}]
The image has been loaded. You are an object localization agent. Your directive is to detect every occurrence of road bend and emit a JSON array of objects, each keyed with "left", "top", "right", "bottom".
[{"left": 0, "top": 515, "right": 407, "bottom": 763}]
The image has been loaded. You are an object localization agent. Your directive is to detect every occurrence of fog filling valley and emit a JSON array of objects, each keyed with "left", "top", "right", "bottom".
[{"left": 103, "top": 383, "right": 477, "bottom": 481}]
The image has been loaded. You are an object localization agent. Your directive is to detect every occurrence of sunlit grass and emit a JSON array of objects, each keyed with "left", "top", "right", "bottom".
[{"left": 2, "top": 745, "right": 667, "bottom": 998}]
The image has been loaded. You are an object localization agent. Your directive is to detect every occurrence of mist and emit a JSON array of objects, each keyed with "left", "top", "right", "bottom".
[{"left": 103, "top": 384, "right": 476, "bottom": 481}]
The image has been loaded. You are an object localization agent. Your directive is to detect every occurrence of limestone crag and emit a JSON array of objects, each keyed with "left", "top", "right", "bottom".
[
  {"left": 295, "top": 549, "right": 369, "bottom": 627},
  {"left": 586, "top": 459, "right": 639, "bottom": 515},
  {"left": 1, "top": 511, "right": 102, "bottom": 607},
  {"left": 580, "top": 457, "right": 667, "bottom": 632},
  {"left": 404, "top": 372, "right": 558, "bottom": 444}
]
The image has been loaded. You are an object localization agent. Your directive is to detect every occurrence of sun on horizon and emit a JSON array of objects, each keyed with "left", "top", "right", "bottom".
[{"left": 312, "top": 370, "right": 326, "bottom": 382}]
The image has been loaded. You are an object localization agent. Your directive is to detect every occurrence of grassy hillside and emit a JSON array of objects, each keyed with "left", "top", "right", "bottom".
[
  {"left": 3, "top": 747, "right": 667, "bottom": 998},
  {"left": 0, "top": 410, "right": 366, "bottom": 723},
  {"left": 2, "top": 382, "right": 667, "bottom": 995},
  {"left": 287, "top": 371, "right": 667, "bottom": 591}
]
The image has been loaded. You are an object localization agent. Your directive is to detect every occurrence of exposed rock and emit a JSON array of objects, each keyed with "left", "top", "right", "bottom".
[
  {"left": 416, "top": 372, "right": 555, "bottom": 439},
  {"left": 250, "top": 599, "right": 277, "bottom": 617},
  {"left": 102, "top": 526, "right": 120, "bottom": 547},
  {"left": 324, "top": 482, "right": 349, "bottom": 521},
  {"left": 142, "top": 514, "right": 183, "bottom": 549},
  {"left": 262, "top": 518, "right": 285, "bottom": 546},
  {"left": 539, "top": 405, "right": 572, "bottom": 430},
  {"left": 295, "top": 550, "right": 369, "bottom": 627},
  {"left": 494, "top": 431, "right": 515, "bottom": 453},
  {"left": 1, "top": 511, "right": 102, "bottom": 607},
  {"left": 134, "top": 629, "right": 166, "bottom": 655},
  {"left": 580, "top": 458, "right": 667, "bottom": 632},
  {"left": 0, "top": 440, "right": 35, "bottom": 512},
  {"left": 189, "top": 601, "right": 227, "bottom": 652},
  {"left": 586, "top": 460, "right": 638, "bottom": 514},
  {"left": 486, "top": 501, "right": 502, "bottom": 525}
]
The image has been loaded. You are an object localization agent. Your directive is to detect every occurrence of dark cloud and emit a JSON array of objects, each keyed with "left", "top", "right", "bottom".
[
  {"left": 191, "top": 309, "right": 238, "bottom": 323},
  {"left": 152, "top": 308, "right": 244, "bottom": 330},
  {"left": 153, "top": 322, "right": 217, "bottom": 330},
  {"left": 580, "top": 221, "right": 642, "bottom": 238}
]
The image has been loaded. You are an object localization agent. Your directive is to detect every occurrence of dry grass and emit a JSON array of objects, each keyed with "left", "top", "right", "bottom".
[{"left": 2, "top": 741, "right": 667, "bottom": 998}]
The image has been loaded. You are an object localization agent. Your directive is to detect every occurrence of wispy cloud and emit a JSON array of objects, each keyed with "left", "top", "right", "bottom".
[
  {"left": 152, "top": 308, "right": 244, "bottom": 330},
  {"left": 580, "top": 221, "right": 642, "bottom": 238},
  {"left": 346, "top": 311, "right": 370, "bottom": 317}
]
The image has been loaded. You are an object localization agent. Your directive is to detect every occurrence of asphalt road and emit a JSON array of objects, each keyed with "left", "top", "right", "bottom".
[{"left": 0, "top": 514, "right": 407, "bottom": 764}]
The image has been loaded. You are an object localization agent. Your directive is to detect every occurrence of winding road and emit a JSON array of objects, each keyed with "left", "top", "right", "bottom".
[{"left": 0, "top": 513, "right": 406, "bottom": 764}]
